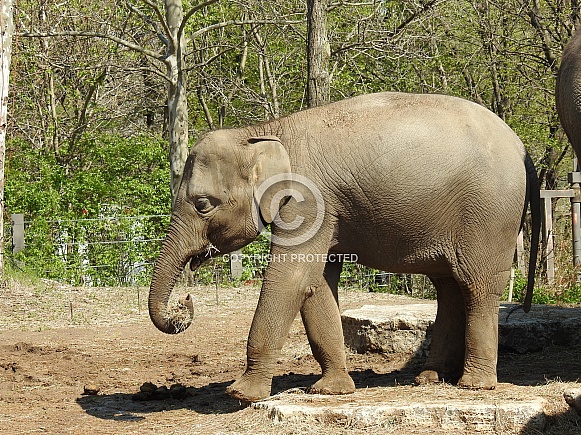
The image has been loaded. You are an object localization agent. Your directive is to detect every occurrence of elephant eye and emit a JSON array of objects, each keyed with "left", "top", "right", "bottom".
[{"left": 194, "top": 196, "right": 214, "bottom": 214}]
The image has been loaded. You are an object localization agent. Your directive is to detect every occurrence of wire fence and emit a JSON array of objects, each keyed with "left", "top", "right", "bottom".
[
  {"left": 11, "top": 212, "right": 170, "bottom": 286},
  {"left": 8, "top": 212, "right": 436, "bottom": 298},
  {"left": 10, "top": 200, "right": 581, "bottom": 304}
]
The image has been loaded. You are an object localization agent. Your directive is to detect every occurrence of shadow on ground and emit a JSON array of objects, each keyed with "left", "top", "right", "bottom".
[
  {"left": 75, "top": 365, "right": 421, "bottom": 422},
  {"left": 76, "top": 380, "right": 243, "bottom": 420},
  {"left": 518, "top": 408, "right": 581, "bottom": 435},
  {"left": 497, "top": 343, "right": 581, "bottom": 386}
]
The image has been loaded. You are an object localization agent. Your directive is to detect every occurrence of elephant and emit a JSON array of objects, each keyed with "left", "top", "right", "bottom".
[
  {"left": 557, "top": 29, "right": 581, "bottom": 159},
  {"left": 149, "top": 91, "right": 541, "bottom": 403}
]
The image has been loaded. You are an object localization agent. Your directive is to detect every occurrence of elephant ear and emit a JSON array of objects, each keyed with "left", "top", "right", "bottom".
[{"left": 248, "top": 136, "right": 292, "bottom": 224}]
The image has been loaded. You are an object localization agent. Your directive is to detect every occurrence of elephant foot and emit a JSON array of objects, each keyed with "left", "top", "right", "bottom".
[
  {"left": 226, "top": 375, "right": 272, "bottom": 403},
  {"left": 308, "top": 370, "right": 355, "bottom": 395},
  {"left": 458, "top": 371, "right": 497, "bottom": 390}
]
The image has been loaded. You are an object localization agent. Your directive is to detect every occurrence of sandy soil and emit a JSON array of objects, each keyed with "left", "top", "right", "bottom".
[{"left": 1, "top": 279, "right": 581, "bottom": 434}]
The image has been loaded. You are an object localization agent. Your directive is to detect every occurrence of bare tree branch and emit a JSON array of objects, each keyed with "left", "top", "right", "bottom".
[
  {"left": 179, "top": 0, "right": 220, "bottom": 42},
  {"left": 124, "top": 0, "right": 171, "bottom": 51},
  {"left": 188, "top": 19, "right": 301, "bottom": 42},
  {"left": 387, "top": 0, "right": 443, "bottom": 38},
  {"left": 18, "top": 31, "right": 164, "bottom": 61},
  {"left": 528, "top": 0, "right": 558, "bottom": 72},
  {"left": 184, "top": 47, "right": 235, "bottom": 71},
  {"left": 20, "top": 18, "right": 301, "bottom": 66}
]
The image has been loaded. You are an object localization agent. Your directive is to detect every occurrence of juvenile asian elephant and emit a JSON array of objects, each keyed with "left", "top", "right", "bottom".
[
  {"left": 149, "top": 92, "right": 541, "bottom": 403},
  {"left": 557, "top": 29, "right": 581, "bottom": 158}
]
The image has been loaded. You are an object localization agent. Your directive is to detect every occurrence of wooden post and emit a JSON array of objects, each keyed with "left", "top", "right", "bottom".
[
  {"left": 569, "top": 170, "right": 581, "bottom": 278},
  {"left": 540, "top": 189, "right": 575, "bottom": 284},
  {"left": 542, "top": 194, "right": 554, "bottom": 284},
  {"left": 516, "top": 230, "right": 525, "bottom": 276},
  {"left": 508, "top": 267, "right": 515, "bottom": 302}
]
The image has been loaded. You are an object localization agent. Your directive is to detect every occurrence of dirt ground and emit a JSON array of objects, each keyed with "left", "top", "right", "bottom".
[{"left": 2, "top": 279, "right": 581, "bottom": 434}]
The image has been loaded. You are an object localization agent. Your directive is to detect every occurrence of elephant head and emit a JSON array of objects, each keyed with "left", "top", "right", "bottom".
[{"left": 149, "top": 130, "right": 291, "bottom": 334}]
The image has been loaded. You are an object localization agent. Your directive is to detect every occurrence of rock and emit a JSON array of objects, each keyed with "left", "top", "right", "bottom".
[
  {"left": 564, "top": 389, "right": 581, "bottom": 414},
  {"left": 82, "top": 385, "right": 100, "bottom": 395},
  {"left": 341, "top": 301, "right": 581, "bottom": 357},
  {"left": 134, "top": 382, "right": 189, "bottom": 401},
  {"left": 498, "top": 304, "right": 581, "bottom": 354},
  {"left": 152, "top": 385, "right": 170, "bottom": 400},
  {"left": 132, "top": 391, "right": 152, "bottom": 402},
  {"left": 170, "top": 383, "right": 188, "bottom": 400},
  {"left": 254, "top": 391, "right": 547, "bottom": 432},
  {"left": 341, "top": 304, "right": 435, "bottom": 356},
  {"left": 139, "top": 382, "right": 158, "bottom": 394}
]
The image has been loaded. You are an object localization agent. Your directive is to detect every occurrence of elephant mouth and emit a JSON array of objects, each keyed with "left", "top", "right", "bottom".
[
  {"left": 189, "top": 255, "right": 204, "bottom": 271},
  {"left": 188, "top": 249, "right": 215, "bottom": 271}
]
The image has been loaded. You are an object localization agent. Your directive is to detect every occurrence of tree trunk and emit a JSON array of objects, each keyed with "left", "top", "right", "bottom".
[
  {"left": 307, "top": 0, "right": 330, "bottom": 108},
  {"left": 0, "top": 0, "right": 14, "bottom": 278},
  {"left": 165, "top": 0, "right": 189, "bottom": 205}
]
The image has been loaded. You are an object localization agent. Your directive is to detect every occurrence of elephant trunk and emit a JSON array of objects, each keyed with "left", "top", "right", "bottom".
[{"left": 148, "top": 216, "right": 203, "bottom": 334}]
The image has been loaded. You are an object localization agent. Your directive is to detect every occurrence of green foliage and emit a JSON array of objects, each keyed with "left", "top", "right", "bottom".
[
  {"left": 6, "top": 134, "right": 171, "bottom": 218},
  {"left": 503, "top": 269, "right": 581, "bottom": 305},
  {"left": 191, "top": 232, "right": 274, "bottom": 286},
  {"left": 8, "top": 0, "right": 581, "bottom": 298},
  {"left": 240, "top": 233, "right": 271, "bottom": 281},
  {"left": 5, "top": 134, "right": 171, "bottom": 285},
  {"left": 503, "top": 269, "right": 529, "bottom": 302},
  {"left": 526, "top": 284, "right": 581, "bottom": 305}
]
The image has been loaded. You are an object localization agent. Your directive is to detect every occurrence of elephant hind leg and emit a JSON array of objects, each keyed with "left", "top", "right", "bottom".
[
  {"left": 457, "top": 271, "right": 507, "bottom": 390},
  {"left": 416, "top": 277, "right": 465, "bottom": 385},
  {"left": 301, "top": 260, "right": 355, "bottom": 395}
]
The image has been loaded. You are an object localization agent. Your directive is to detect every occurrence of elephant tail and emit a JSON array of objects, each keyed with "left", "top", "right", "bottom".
[{"left": 522, "top": 152, "right": 541, "bottom": 313}]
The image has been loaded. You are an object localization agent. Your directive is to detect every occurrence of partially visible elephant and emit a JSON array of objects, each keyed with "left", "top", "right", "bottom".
[
  {"left": 557, "top": 28, "right": 581, "bottom": 157},
  {"left": 149, "top": 91, "right": 541, "bottom": 403}
]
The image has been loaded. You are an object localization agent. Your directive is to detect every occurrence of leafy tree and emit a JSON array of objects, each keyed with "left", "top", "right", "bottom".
[{"left": 6, "top": 0, "right": 581, "bottom": 288}]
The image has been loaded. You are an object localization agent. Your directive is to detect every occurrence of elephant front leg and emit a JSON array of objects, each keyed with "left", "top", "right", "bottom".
[
  {"left": 226, "top": 344, "right": 280, "bottom": 403},
  {"left": 226, "top": 289, "right": 297, "bottom": 402},
  {"left": 416, "top": 277, "right": 466, "bottom": 385},
  {"left": 226, "top": 257, "right": 328, "bottom": 402},
  {"left": 301, "top": 260, "right": 355, "bottom": 395}
]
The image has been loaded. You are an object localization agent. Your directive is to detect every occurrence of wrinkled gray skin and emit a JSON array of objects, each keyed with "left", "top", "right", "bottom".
[
  {"left": 557, "top": 28, "right": 581, "bottom": 159},
  {"left": 149, "top": 92, "right": 541, "bottom": 403}
]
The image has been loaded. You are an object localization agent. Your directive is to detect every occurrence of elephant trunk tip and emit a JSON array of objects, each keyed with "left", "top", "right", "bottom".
[{"left": 150, "top": 293, "right": 195, "bottom": 335}]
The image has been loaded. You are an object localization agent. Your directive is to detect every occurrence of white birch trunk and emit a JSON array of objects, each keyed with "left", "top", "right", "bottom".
[
  {"left": 0, "top": 0, "right": 14, "bottom": 277},
  {"left": 165, "top": 0, "right": 189, "bottom": 205}
]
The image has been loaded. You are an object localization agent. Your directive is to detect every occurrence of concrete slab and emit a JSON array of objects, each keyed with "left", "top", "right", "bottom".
[
  {"left": 252, "top": 301, "right": 581, "bottom": 432},
  {"left": 341, "top": 302, "right": 581, "bottom": 355},
  {"left": 498, "top": 303, "right": 581, "bottom": 353},
  {"left": 253, "top": 386, "right": 547, "bottom": 432},
  {"left": 253, "top": 299, "right": 581, "bottom": 434},
  {"left": 341, "top": 303, "right": 435, "bottom": 356}
]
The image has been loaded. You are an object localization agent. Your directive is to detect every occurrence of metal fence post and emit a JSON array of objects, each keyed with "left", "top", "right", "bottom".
[
  {"left": 569, "top": 170, "right": 581, "bottom": 280},
  {"left": 230, "top": 249, "right": 243, "bottom": 279},
  {"left": 10, "top": 213, "right": 24, "bottom": 254}
]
